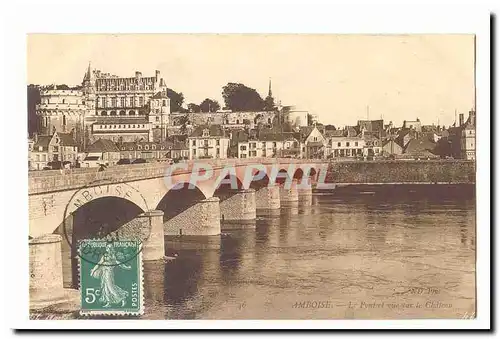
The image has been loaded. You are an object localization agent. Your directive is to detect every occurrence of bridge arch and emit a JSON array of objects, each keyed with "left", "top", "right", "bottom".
[
  {"left": 213, "top": 173, "right": 245, "bottom": 202},
  {"left": 156, "top": 181, "right": 220, "bottom": 236},
  {"left": 64, "top": 183, "right": 149, "bottom": 217},
  {"left": 275, "top": 168, "right": 293, "bottom": 185},
  {"left": 241, "top": 169, "right": 272, "bottom": 191},
  {"left": 293, "top": 165, "right": 318, "bottom": 184},
  {"left": 156, "top": 182, "right": 208, "bottom": 223},
  {"left": 63, "top": 195, "right": 148, "bottom": 288}
]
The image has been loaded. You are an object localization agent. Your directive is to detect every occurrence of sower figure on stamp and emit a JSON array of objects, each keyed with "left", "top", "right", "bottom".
[{"left": 90, "top": 243, "right": 130, "bottom": 308}]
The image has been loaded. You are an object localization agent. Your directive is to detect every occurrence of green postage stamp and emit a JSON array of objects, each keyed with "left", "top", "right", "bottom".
[{"left": 78, "top": 239, "right": 144, "bottom": 316}]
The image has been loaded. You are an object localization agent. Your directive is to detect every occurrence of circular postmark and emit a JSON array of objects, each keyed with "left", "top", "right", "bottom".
[{"left": 63, "top": 179, "right": 151, "bottom": 266}]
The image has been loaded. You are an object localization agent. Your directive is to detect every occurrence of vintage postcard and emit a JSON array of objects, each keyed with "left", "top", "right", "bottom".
[{"left": 24, "top": 31, "right": 483, "bottom": 328}]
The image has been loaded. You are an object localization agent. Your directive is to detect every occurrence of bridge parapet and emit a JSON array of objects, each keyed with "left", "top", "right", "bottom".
[{"left": 28, "top": 158, "right": 326, "bottom": 195}]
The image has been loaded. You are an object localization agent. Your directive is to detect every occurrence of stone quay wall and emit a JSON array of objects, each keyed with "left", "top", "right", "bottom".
[{"left": 324, "top": 160, "right": 475, "bottom": 185}]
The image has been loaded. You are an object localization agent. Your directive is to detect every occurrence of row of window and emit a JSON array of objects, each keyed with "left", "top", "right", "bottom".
[
  {"left": 239, "top": 150, "right": 262, "bottom": 158},
  {"left": 33, "top": 153, "right": 78, "bottom": 162},
  {"left": 332, "top": 149, "right": 364, "bottom": 157},
  {"left": 121, "top": 144, "right": 171, "bottom": 151},
  {"left": 192, "top": 149, "right": 220, "bottom": 156},
  {"left": 34, "top": 154, "right": 47, "bottom": 161},
  {"left": 96, "top": 124, "right": 147, "bottom": 129},
  {"left": 98, "top": 97, "right": 145, "bottom": 108},
  {"left": 152, "top": 100, "right": 169, "bottom": 108},
  {"left": 331, "top": 148, "right": 381, "bottom": 157},
  {"left": 243, "top": 142, "right": 280, "bottom": 149},
  {"left": 240, "top": 142, "right": 299, "bottom": 151},
  {"left": 191, "top": 139, "right": 221, "bottom": 147},
  {"left": 96, "top": 83, "right": 154, "bottom": 92},
  {"left": 97, "top": 110, "right": 146, "bottom": 116},
  {"left": 42, "top": 98, "right": 81, "bottom": 105},
  {"left": 330, "top": 141, "right": 360, "bottom": 147}
]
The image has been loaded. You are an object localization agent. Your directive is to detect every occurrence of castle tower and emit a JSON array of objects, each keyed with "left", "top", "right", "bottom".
[
  {"left": 35, "top": 88, "right": 86, "bottom": 142},
  {"left": 149, "top": 71, "right": 171, "bottom": 142}
]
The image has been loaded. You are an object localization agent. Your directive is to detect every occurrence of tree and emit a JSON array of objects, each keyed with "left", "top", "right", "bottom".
[
  {"left": 200, "top": 98, "right": 220, "bottom": 113},
  {"left": 222, "top": 83, "right": 265, "bottom": 112},
  {"left": 264, "top": 95, "right": 275, "bottom": 111},
  {"left": 307, "top": 113, "right": 314, "bottom": 126},
  {"left": 188, "top": 103, "right": 201, "bottom": 113},
  {"left": 56, "top": 84, "right": 71, "bottom": 90},
  {"left": 27, "top": 84, "right": 41, "bottom": 136},
  {"left": 179, "top": 115, "right": 189, "bottom": 135},
  {"left": 167, "top": 88, "right": 185, "bottom": 112},
  {"left": 325, "top": 124, "right": 337, "bottom": 131}
]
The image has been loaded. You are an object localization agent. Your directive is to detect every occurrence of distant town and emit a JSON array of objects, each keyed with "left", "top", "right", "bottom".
[{"left": 27, "top": 65, "right": 476, "bottom": 171}]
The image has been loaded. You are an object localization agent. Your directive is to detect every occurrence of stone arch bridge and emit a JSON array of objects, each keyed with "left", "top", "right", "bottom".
[{"left": 28, "top": 158, "right": 326, "bottom": 303}]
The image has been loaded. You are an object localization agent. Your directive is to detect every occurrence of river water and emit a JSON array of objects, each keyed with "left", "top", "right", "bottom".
[{"left": 141, "top": 185, "right": 476, "bottom": 320}]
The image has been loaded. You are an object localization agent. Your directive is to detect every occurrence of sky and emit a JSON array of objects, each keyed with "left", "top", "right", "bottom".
[{"left": 27, "top": 34, "right": 475, "bottom": 127}]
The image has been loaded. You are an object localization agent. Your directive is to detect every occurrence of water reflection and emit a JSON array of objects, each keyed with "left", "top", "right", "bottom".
[
  {"left": 142, "top": 188, "right": 475, "bottom": 319},
  {"left": 144, "top": 261, "right": 165, "bottom": 304}
]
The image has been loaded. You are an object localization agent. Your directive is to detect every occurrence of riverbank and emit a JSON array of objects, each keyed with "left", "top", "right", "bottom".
[{"left": 313, "top": 183, "right": 475, "bottom": 200}]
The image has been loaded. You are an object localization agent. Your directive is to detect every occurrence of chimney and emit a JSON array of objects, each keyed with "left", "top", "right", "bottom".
[
  {"left": 459, "top": 113, "right": 464, "bottom": 126},
  {"left": 135, "top": 71, "right": 142, "bottom": 78},
  {"left": 155, "top": 70, "right": 160, "bottom": 80},
  {"left": 469, "top": 110, "right": 476, "bottom": 125}
]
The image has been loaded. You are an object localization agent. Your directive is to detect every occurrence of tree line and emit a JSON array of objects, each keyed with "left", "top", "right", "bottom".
[{"left": 187, "top": 82, "right": 275, "bottom": 113}]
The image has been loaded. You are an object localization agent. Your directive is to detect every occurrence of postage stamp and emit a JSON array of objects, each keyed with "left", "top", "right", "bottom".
[{"left": 78, "top": 239, "right": 144, "bottom": 316}]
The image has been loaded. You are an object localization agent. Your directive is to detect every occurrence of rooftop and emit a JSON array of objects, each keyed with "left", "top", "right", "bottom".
[
  {"left": 189, "top": 125, "right": 227, "bottom": 138},
  {"left": 87, "top": 139, "right": 120, "bottom": 153}
]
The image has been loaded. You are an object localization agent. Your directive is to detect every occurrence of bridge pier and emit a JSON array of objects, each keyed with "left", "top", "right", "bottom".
[
  {"left": 255, "top": 185, "right": 281, "bottom": 210},
  {"left": 164, "top": 197, "right": 221, "bottom": 236},
  {"left": 219, "top": 189, "right": 256, "bottom": 229},
  {"left": 297, "top": 179, "right": 313, "bottom": 206},
  {"left": 279, "top": 181, "right": 299, "bottom": 207},
  {"left": 144, "top": 261, "right": 165, "bottom": 304},
  {"left": 30, "top": 235, "right": 64, "bottom": 303},
  {"left": 141, "top": 210, "right": 165, "bottom": 261},
  {"left": 30, "top": 234, "right": 79, "bottom": 309}
]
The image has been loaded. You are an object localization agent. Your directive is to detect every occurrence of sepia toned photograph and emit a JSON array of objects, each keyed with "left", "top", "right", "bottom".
[{"left": 25, "top": 33, "right": 478, "bottom": 323}]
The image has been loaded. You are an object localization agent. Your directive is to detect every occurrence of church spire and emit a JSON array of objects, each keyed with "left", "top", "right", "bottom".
[{"left": 83, "top": 61, "right": 93, "bottom": 82}]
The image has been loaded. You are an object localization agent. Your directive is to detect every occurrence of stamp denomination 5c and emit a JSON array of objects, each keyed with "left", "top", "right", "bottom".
[{"left": 79, "top": 239, "right": 143, "bottom": 316}]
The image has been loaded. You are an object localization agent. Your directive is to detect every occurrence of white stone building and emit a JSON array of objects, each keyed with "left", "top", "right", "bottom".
[
  {"left": 326, "top": 131, "right": 366, "bottom": 158},
  {"left": 460, "top": 110, "right": 476, "bottom": 160},
  {"left": 188, "top": 125, "right": 230, "bottom": 159},
  {"left": 237, "top": 135, "right": 284, "bottom": 159},
  {"left": 303, "top": 126, "right": 327, "bottom": 159},
  {"left": 29, "top": 131, "right": 79, "bottom": 170}
]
